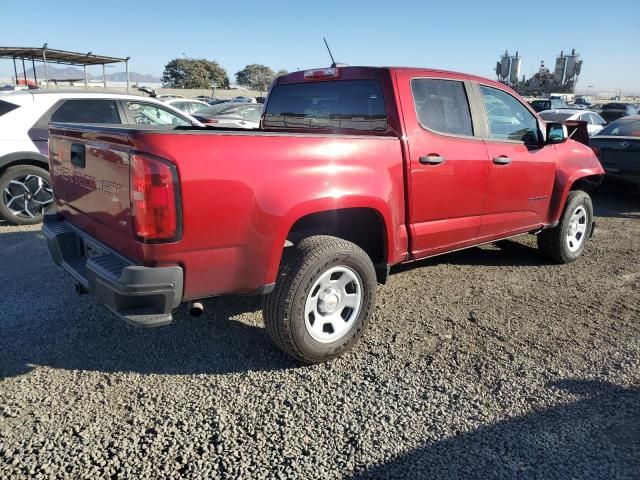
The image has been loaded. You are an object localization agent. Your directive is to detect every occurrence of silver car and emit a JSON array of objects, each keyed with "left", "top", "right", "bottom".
[
  {"left": 539, "top": 109, "right": 607, "bottom": 137},
  {"left": 191, "top": 102, "right": 262, "bottom": 129}
]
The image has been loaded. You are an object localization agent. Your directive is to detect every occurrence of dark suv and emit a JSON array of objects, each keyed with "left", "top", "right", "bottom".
[{"left": 599, "top": 103, "right": 638, "bottom": 124}]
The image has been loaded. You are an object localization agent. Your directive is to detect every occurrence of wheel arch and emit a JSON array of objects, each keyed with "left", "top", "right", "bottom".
[
  {"left": 276, "top": 204, "right": 393, "bottom": 284},
  {"left": 548, "top": 169, "right": 603, "bottom": 225},
  {"left": 0, "top": 152, "right": 49, "bottom": 174}
]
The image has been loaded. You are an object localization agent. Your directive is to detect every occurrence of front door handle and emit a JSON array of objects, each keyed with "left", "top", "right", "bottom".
[
  {"left": 419, "top": 154, "right": 445, "bottom": 165},
  {"left": 493, "top": 155, "right": 512, "bottom": 165}
]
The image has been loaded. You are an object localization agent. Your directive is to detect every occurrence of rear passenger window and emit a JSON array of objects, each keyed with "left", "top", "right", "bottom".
[
  {"left": 411, "top": 79, "right": 474, "bottom": 136},
  {"left": 50, "top": 100, "right": 120, "bottom": 124}
]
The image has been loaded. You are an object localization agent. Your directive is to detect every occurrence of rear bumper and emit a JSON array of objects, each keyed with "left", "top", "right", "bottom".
[{"left": 43, "top": 214, "right": 183, "bottom": 327}]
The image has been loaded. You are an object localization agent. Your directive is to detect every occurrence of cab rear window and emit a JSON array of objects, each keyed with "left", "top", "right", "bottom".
[
  {"left": 0, "top": 100, "right": 20, "bottom": 117},
  {"left": 263, "top": 80, "right": 387, "bottom": 132}
]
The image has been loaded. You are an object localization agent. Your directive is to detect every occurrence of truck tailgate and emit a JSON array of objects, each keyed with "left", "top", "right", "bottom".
[{"left": 49, "top": 126, "right": 137, "bottom": 259}]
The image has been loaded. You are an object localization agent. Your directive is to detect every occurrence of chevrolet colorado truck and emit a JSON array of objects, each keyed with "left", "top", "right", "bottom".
[{"left": 43, "top": 66, "right": 604, "bottom": 363}]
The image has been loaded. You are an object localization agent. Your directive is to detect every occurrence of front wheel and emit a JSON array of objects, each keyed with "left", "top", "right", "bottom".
[
  {"left": 263, "top": 235, "right": 377, "bottom": 363},
  {"left": 537, "top": 190, "right": 593, "bottom": 263},
  {"left": 0, "top": 165, "right": 54, "bottom": 225}
]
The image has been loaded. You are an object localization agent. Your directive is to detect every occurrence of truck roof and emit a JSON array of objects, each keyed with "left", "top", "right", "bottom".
[{"left": 276, "top": 65, "right": 507, "bottom": 90}]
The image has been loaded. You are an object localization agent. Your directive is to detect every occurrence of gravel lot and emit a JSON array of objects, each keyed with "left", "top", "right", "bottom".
[{"left": 1, "top": 191, "right": 639, "bottom": 479}]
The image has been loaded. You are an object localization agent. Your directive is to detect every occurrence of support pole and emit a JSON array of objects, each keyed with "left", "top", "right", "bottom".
[
  {"left": 22, "top": 58, "right": 27, "bottom": 85},
  {"left": 103, "top": 64, "right": 107, "bottom": 90},
  {"left": 125, "top": 58, "right": 130, "bottom": 92},
  {"left": 83, "top": 65, "right": 88, "bottom": 88},
  {"left": 32, "top": 58, "right": 37, "bottom": 85},
  {"left": 42, "top": 47, "right": 49, "bottom": 88},
  {"left": 13, "top": 57, "right": 18, "bottom": 85}
]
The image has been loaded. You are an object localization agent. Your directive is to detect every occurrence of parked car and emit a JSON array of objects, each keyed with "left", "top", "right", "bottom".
[
  {"left": 231, "top": 95, "right": 257, "bottom": 103},
  {"left": 599, "top": 103, "right": 638, "bottom": 124},
  {"left": 0, "top": 90, "right": 202, "bottom": 225},
  {"left": 155, "top": 94, "right": 184, "bottom": 100},
  {"left": 192, "top": 102, "right": 262, "bottom": 128},
  {"left": 539, "top": 109, "right": 606, "bottom": 136},
  {"left": 161, "top": 98, "right": 209, "bottom": 115},
  {"left": 529, "top": 98, "right": 567, "bottom": 112},
  {"left": 590, "top": 115, "right": 640, "bottom": 188},
  {"left": 44, "top": 66, "right": 603, "bottom": 363},
  {"left": 207, "top": 98, "right": 231, "bottom": 106},
  {"left": 574, "top": 96, "right": 592, "bottom": 107}
]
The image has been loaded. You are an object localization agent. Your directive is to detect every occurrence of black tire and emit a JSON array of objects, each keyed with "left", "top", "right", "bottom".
[
  {"left": 537, "top": 190, "right": 593, "bottom": 263},
  {"left": 263, "top": 235, "right": 377, "bottom": 364},
  {"left": 0, "top": 164, "right": 54, "bottom": 225}
]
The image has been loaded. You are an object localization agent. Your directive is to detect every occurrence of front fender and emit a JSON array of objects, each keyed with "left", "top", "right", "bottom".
[{"left": 547, "top": 141, "right": 604, "bottom": 224}]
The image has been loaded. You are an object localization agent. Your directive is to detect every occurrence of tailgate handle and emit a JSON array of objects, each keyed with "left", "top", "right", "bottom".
[{"left": 70, "top": 143, "right": 86, "bottom": 168}]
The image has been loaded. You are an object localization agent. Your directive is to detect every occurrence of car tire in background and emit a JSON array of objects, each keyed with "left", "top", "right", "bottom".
[
  {"left": 263, "top": 235, "right": 377, "bottom": 364},
  {"left": 538, "top": 190, "right": 594, "bottom": 263},
  {"left": 0, "top": 164, "right": 54, "bottom": 225}
]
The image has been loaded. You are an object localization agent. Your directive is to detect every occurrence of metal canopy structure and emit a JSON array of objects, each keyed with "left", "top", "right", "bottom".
[{"left": 0, "top": 45, "right": 131, "bottom": 91}]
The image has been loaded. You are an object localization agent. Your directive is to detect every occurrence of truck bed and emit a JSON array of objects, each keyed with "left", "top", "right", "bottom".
[{"left": 48, "top": 124, "right": 407, "bottom": 300}]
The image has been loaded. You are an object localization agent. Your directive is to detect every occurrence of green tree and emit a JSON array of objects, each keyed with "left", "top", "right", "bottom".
[
  {"left": 162, "top": 58, "right": 229, "bottom": 89},
  {"left": 235, "top": 64, "right": 277, "bottom": 92},
  {"left": 275, "top": 69, "right": 289, "bottom": 78}
]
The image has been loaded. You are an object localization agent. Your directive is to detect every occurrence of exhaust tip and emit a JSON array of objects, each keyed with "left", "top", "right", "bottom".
[
  {"left": 75, "top": 283, "right": 88, "bottom": 295},
  {"left": 188, "top": 301, "right": 204, "bottom": 317}
]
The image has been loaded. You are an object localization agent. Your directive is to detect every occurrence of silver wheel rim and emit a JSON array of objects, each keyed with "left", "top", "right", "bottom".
[
  {"left": 304, "top": 265, "right": 363, "bottom": 343},
  {"left": 3, "top": 174, "right": 53, "bottom": 219},
  {"left": 566, "top": 205, "right": 588, "bottom": 253}
]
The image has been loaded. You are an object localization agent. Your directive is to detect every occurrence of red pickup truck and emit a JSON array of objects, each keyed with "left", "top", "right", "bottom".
[{"left": 44, "top": 66, "right": 604, "bottom": 363}]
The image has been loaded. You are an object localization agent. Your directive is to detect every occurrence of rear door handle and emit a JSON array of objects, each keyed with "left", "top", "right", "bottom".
[
  {"left": 419, "top": 154, "right": 445, "bottom": 165},
  {"left": 493, "top": 156, "right": 512, "bottom": 165}
]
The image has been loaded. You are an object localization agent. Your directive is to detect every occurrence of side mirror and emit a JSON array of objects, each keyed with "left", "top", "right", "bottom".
[{"left": 546, "top": 122, "right": 568, "bottom": 144}]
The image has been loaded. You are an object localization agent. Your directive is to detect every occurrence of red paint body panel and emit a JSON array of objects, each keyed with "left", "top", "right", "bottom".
[{"left": 48, "top": 66, "right": 604, "bottom": 303}]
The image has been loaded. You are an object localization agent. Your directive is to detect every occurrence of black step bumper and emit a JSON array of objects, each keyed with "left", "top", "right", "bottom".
[{"left": 43, "top": 214, "right": 183, "bottom": 327}]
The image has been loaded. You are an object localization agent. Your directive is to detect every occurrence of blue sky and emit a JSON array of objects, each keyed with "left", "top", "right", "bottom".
[{"left": 2, "top": 0, "right": 639, "bottom": 93}]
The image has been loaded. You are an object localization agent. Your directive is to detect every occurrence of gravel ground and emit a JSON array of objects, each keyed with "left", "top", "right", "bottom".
[{"left": 1, "top": 191, "right": 639, "bottom": 479}]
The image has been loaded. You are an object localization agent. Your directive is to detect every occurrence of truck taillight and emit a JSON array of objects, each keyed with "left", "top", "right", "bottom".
[{"left": 130, "top": 154, "right": 181, "bottom": 242}]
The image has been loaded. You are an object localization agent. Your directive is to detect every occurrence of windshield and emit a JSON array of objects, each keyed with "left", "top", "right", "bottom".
[
  {"left": 539, "top": 112, "right": 574, "bottom": 122},
  {"left": 599, "top": 118, "right": 640, "bottom": 137},
  {"left": 263, "top": 80, "right": 388, "bottom": 131}
]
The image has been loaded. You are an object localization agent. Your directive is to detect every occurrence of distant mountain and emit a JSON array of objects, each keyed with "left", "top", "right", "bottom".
[
  {"left": 104, "top": 71, "right": 161, "bottom": 83},
  {"left": 25, "top": 66, "right": 160, "bottom": 83}
]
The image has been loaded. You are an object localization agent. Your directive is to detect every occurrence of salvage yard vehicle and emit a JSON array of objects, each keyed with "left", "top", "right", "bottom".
[
  {"left": 599, "top": 103, "right": 638, "bottom": 124},
  {"left": 161, "top": 98, "right": 210, "bottom": 115},
  {"left": 191, "top": 102, "right": 261, "bottom": 128},
  {"left": 43, "top": 66, "right": 604, "bottom": 363},
  {"left": 590, "top": 115, "right": 640, "bottom": 188},
  {"left": 539, "top": 109, "right": 606, "bottom": 136},
  {"left": 529, "top": 98, "right": 567, "bottom": 112},
  {"left": 0, "top": 90, "right": 202, "bottom": 225}
]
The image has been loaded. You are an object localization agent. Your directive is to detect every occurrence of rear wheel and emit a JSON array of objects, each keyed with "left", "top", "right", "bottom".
[
  {"left": 0, "top": 165, "right": 54, "bottom": 225},
  {"left": 538, "top": 190, "right": 593, "bottom": 263},
  {"left": 263, "top": 235, "right": 377, "bottom": 363}
]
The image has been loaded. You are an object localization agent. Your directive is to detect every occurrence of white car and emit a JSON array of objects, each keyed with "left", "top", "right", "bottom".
[
  {"left": 539, "top": 109, "right": 607, "bottom": 137},
  {"left": 161, "top": 97, "right": 210, "bottom": 115},
  {"left": 0, "top": 90, "right": 202, "bottom": 225}
]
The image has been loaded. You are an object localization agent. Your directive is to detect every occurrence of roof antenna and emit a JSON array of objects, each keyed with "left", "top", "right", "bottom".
[{"left": 324, "top": 37, "right": 337, "bottom": 67}]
